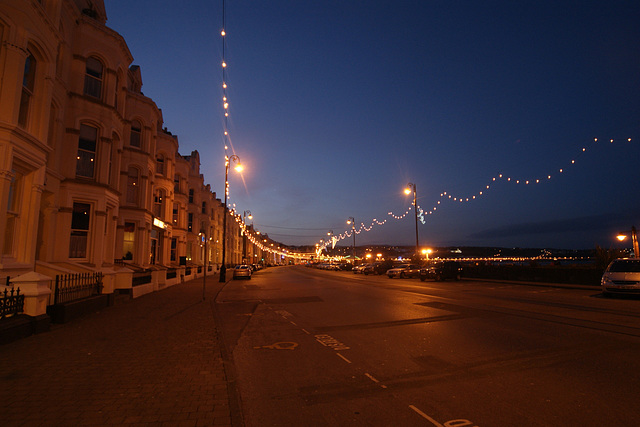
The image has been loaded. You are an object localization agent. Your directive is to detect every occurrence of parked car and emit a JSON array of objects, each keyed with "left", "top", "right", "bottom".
[
  {"left": 353, "top": 264, "right": 367, "bottom": 274},
  {"left": 419, "top": 261, "right": 462, "bottom": 281},
  {"left": 387, "top": 264, "right": 421, "bottom": 278},
  {"left": 363, "top": 262, "right": 389, "bottom": 275},
  {"left": 233, "top": 265, "right": 252, "bottom": 280},
  {"left": 601, "top": 258, "right": 640, "bottom": 296}
]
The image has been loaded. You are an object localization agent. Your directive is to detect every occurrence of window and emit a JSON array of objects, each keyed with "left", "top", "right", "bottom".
[
  {"left": 115, "top": 74, "right": 120, "bottom": 109},
  {"left": 76, "top": 124, "right": 97, "bottom": 178},
  {"left": 202, "top": 201, "right": 206, "bottom": 214},
  {"left": 156, "top": 154, "right": 164, "bottom": 175},
  {"left": 69, "top": 202, "right": 91, "bottom": 258},
  {"left": 188, "top": 189, "right": 194, "bottom": 204},
  {"left": 153, "top": 190, "right": 164, "bottom": 218},
  {"left": 188, "top": 213, "right": 193, "bottom": 232},
  {"left": 123, "top": 222, "right": 135, "bottom": 260},
  {"left": 130, "top": 120, "right": 141, "bottom": 148},
  {"left": 172, "top": 203, "right": 179, "bottom": 225},
  {"left": 18, "top": 52, "right": 36, "bottom": 128},
  {"left": 126, "top": 167, "right": 139, "bottom": 204},
  {"left": 170, "top": 238, "right": 177, "bottom": 262},
  {"left": 174, "top": 175, "right": 181, "bottom": 193},
  {"left": 84, "top": 56, "right": 103, "bottom": 98},
  {"left": 3, "top": 170, "right": 23, "bottom": 255}
]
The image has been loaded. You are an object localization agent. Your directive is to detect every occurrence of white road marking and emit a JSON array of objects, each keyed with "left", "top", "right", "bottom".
[
  {"left": 336, "top": 353, "right": 352, "bottom": 364},
  {"left": 409, "top": 405, "right": 444, "bottom": 426}
]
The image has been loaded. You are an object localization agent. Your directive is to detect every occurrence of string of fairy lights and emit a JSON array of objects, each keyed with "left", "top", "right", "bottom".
[
  {"left": 218, "top": 2, "right": 635, "bottom": 261},
  {"left": 313, "top": 137, "right": 635, "bottom": 255}
]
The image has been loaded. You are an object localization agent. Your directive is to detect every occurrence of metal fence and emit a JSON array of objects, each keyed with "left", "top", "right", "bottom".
[
  {"left": 1, "top": 277, "right": 25, "bottom": 319},
  {"left": 53, "top": 272, "right": 103, "bottom": 305}
]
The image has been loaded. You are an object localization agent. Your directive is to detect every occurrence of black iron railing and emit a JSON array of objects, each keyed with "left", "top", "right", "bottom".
[
  {"left": 53, "top": 272, "right": 103, "bottom": 305},
  {"left": 1, "top": 277, "right": 25, "bottom": 319}
]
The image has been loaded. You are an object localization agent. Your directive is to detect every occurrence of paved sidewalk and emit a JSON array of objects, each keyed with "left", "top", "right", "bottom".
[{"left": 0, "top": 274, "right": 237, "bottom": 427}]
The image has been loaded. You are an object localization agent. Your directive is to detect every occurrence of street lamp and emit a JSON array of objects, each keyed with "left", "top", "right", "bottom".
[
  {"left": 242, "top": 210, "right": 252, "bottom": 264},
  {"left": 616, "top": 226, "right": 639, "bottom": 258},
  {"left": 219, "top": 154, "right": 243, "bottom": 282},
  {"left": 200, "top": 231, "right": 207, "bottom": 300},
  {"left": 405, "top": 183, "right": 419, "bottom": 258},
  {"left": 347, "top": 217, "right": 356, "bottom": 263}
]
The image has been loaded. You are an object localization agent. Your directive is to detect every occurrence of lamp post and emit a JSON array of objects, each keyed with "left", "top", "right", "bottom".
[
  {"left": 347, "top": 217, "right": 356, "bottom": 263},
  {"left": 200, "top": 231, "right": 208, "bottom": 300},
  {"left": 219, "top": 154, "right": 243, "bottom": 282},
  {"left": 616, "top": 226, "right": 639, "bottom": 258},
  {"left": 405, "top": 183, "right": 419, "bottom": 258},
  {"left": 242, "top": 210, "right": 252, "bottom": 264}
]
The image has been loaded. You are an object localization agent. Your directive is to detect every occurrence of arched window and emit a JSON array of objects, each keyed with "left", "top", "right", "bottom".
[
  {"left": 126, "top": 167, "right": 139, "bottom": 204},
  {"left": 76, "top": 124, "right": 98, "bottom": 179},
  {"left": 18, "top": 52, "right": 36, "bottom": 128},
  {"left": 130, "top": 120, "right": 141, "bottom": 148},
  {"left": 84, "top": 56, "right": 103, "bottom": 99}
]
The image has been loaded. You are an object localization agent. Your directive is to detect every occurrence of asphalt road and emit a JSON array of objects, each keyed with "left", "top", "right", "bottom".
[{"left": 215, "top": 265, "right": 640, "bottom": 427}]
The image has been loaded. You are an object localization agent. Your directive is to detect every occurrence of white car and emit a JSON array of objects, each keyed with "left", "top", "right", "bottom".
[
  {"left": 233, "top": 265, "right": 252, "bottom": 280},
  {"left": 601, "top": 258, "right": 640, "bottom": 296}
]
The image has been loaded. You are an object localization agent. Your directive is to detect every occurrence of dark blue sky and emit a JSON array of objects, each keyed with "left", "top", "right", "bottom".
[{"left": 107, "top": 1, "right": 640, "bottom": 250}]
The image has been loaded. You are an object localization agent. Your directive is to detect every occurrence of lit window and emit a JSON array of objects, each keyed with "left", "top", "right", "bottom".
[
  {"left": 153, "top": 190, "right": 164, "bottom": 218},
  {"left": 126, "top": 167, "right": 139, "bottom": 204},
  {"left": 123, "top": 222, "right": 135, "bottom": 260},
  {"left": 76, "top": 124, "right": 97, "bottom": 178},
  {"left": 173, "top": 203, "right": 179, "bottom": 225},
  {"left": 69, "top": 202, "right": 91, "bottom": 258}
]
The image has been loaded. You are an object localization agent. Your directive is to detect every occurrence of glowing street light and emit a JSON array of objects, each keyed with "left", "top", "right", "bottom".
[
  {"left": 405, "top": 183, "right": 419, "bottom": 258},
  {"left": 220, "top": 154, "right": 243, "bottom": 282},
  {"left": 616, "top": 226, "right": 639, "bottom": 258},
  {"left": 347, "top": 217, "right": 356, "bottom": 262}
]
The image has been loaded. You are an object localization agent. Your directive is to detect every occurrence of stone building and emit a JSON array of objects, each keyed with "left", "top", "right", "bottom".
[{"left": 0, "top": 0, "right": 259, "bottom": 313}]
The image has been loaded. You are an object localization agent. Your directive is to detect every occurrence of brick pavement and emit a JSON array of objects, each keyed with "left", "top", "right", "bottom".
[{"left": 0, "top": 274, "right": 238, "bottom": 427}]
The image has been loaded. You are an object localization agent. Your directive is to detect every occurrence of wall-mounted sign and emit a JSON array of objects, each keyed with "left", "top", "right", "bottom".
[{"left": 153, "top": 218, "right": 168, "bottom": 229}]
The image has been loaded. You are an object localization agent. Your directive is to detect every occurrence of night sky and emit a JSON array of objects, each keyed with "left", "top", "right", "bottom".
[{"left": 106, "top": 1, "right": 640, "bottom": 250}]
